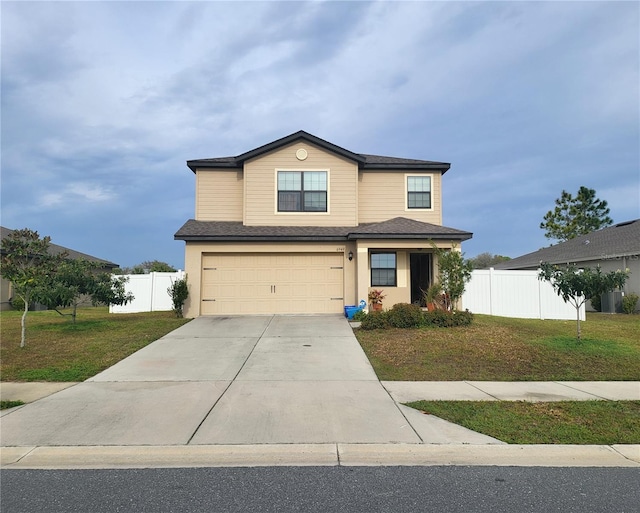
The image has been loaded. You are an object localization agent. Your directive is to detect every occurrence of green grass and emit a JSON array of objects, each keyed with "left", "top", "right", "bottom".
[
  {"left": 0, "top": 307, "right": 190, "bottom": 382},
  {"left": 406, "top": 400, "right": 640, "bottom": 444},
  {"left": 0, "top": 400, "right": 25, "bottom": 410},
  {"left": 355, "top": 313, "right": 640, "bottom": 381}
]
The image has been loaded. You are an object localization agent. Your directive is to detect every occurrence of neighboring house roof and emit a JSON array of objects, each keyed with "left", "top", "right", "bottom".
[
  {"left": 174, "top": 217, "right": 472, "bottom": 243},
  {"left": 187, "top": 130, "right": 451, "bottom": 173},
  {"left": 0, "top": 226, "right": 118, "bottom": 268},
  {"left": 494, "top": 219, "right": 640, "bottom": 270}
]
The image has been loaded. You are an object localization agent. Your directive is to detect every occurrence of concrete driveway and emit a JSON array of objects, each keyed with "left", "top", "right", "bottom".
[{"left": 0, "top": 315, "right": 500, "bottom": 447}]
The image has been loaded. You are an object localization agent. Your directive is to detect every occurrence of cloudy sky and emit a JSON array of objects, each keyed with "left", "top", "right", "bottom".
[{"left": 2, "top": 1, "right": 638, "bottom": 269}]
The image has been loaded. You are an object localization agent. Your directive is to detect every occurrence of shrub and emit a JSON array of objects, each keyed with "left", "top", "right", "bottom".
[
  {"left": 352, "top": 309, "right": 367, "bottom": 322},
  {"left": 387, "top": 303, "right": 424, "bottom": 328},
  {"left": 590, "top": 294, "right": 602, "bottom": 312},
  {"left": 423, "top": 310, "right": 455, "bottom": 327},
  {"left": 622, "top": 293, "right": 639, "bottom": 314},
  {"left": 10, "top": 296, "right": 26, "bottom": 311},
  {"left": 360, "top": 311, "right": 389, "bottom": 330},
  {"left": 167, "top": 276, "right": 189, "bottom": 318},
  {"left": 423, "top": 309, "right": 474, "bottom": 328},
  {"left": 452, "top": 310, "right": 474, "bottom": 326}
]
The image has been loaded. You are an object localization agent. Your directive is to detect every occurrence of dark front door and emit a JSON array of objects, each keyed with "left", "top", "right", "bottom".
[{"left": 410, "top": 253, "right": 432, "bottom": 306}]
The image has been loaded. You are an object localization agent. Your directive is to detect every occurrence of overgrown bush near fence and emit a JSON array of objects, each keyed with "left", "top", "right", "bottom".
[
  {"left": 622, "top": 293, "right": 639, "bottom": 314},
  {"left": 358, "top": 303, "right": 474, "bottom": 330}
]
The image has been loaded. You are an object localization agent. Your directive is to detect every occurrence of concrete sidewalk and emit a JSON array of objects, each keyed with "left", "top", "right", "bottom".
[
  {"left": 382, "top": 381, "right": 640, "bottom": 403},
  {"left": 1, "top": 315, "right": 639, "bottom": 468},
  {"left": 3, "top": 380, "right": 638, "bottom": 405}
]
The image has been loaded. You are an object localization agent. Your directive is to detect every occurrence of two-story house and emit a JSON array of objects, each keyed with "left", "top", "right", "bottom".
[{"left": 175, "top": 131, "right": 472, "bottom": 317}]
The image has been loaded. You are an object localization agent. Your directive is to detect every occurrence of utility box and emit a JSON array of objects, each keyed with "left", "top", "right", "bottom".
[{"left": 601, "top": 291, "right": 624, "bottom": 313}]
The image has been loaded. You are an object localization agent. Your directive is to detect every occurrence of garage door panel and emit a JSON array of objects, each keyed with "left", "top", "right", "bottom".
[{"left": 201, "top": 253, "right": 344, "bottom": 315}]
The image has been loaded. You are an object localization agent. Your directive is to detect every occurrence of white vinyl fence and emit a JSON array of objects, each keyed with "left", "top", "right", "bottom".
[
  {"left": 462, "top": 269, "right": 585, "bottom": 321},
  {"left": 109, "top": 271, "right": 185, "bottom": 314}
]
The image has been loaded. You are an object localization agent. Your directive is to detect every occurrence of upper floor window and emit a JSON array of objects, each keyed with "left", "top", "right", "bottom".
[
  {"left": 407, "top": 176, "right": 431, "bottom": 209},
  {"left": 371, "top": 252, "right": 397, "bottom": 287},
  {"left": 278, "top": 171, "right": 327, "bottom": 212}
]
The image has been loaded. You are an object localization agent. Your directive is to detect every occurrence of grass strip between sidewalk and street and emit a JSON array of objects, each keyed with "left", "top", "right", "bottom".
[
  {"left": 356, "top": 313, "right": 640, "bottom": 381},
  {"left": 1, "top": 307, "right": 190, "bottom": 382},
  {"left": 406, "top": 400, "right": 640, "bottom": 444}
]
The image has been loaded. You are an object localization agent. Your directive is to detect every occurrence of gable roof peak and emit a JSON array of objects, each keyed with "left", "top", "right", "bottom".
[
  {"left": 234, "top": 130, "right": 365, "bottom": 165},
  {"left": 187, "top": 131, "right": 451, "bottom": 173}
]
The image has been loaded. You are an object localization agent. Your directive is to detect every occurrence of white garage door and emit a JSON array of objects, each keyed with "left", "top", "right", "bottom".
[{"left": 201, "top": 253, "right": 344, "bottom": 315}]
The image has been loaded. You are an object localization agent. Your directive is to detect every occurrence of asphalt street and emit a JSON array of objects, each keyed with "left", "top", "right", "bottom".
[{"left": 2, "top": 466, "right": 639, "bottom": 513}]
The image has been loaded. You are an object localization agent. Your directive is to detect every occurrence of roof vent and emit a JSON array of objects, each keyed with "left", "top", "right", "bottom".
[{"left": 614, "top": 220, "right": 636, "bottom": 228}]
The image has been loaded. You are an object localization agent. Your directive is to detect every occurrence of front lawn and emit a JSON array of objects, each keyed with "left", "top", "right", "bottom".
[
  {"left": 406, "top": 400, "right": 640, "bottom": 444},
  {"left": 355, "top": 313, "right": 640, "bottom": 381},
  {"left": 0, "top": 307, "right": 190, "bottom": 381}
]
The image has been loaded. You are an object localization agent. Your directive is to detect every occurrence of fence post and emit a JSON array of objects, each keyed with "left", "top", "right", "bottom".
[
  {"left": 488, "top": 267, "right": 494, "bottom": 315},
  {"left": 149, "top": 272, "right": 156, "bottom": 312}
]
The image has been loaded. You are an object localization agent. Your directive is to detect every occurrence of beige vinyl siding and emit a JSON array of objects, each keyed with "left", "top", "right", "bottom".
[
  {"left": 358, "top": 171, "right": 442, "bottom": 224},
  {"left": 196, "top": 169, "right": 243, "bottom": 221},
  {"left": 243, "top": 142, "right": 358, "bottom": 226}
]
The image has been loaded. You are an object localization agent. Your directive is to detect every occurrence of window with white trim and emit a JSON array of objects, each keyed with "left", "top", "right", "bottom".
[
  {"left": 371, "top": 253, "right": 397, "bottom": 287},
  {"left": 278, "top": 171, "right": 327, "bottom": 212},
  {"left": 407, "top": 176, "right": 431, "bottom": 209}
]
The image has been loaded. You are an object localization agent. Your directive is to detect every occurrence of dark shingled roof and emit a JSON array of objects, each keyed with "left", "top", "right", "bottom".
[
  {"left": 187, "top": 130, "right": 450, "bottom": 173},
  {"left": 0, "top": 226, "right": 118, "bottom": 268},
  {"left": 174, "top": 217, "right": 472, "bottom": 242},
  {"left": 494, "top": 219, "right": 640, "bottom": 270}
]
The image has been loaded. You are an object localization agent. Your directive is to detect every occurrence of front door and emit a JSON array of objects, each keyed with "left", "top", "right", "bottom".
[{"left": 410, "top": 253, "right": 432, "bottom": 306}]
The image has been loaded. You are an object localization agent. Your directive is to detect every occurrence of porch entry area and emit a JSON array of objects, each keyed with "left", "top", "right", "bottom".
[{"left": 410, "top": 253, "right": 433, "bottom": 306}]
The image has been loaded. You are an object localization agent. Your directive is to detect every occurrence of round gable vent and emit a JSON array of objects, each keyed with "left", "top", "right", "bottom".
[{"left": 296, "top": 148, "right": 308, "bottom": 161}]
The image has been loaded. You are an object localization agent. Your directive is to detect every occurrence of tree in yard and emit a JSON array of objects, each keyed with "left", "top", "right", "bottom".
[
  {"left": 538, "top": 262, "right": 628, "bottom": 341},
  {"left": 167, "top": 275, "right": 189, "bottom": 318},
  {"left": 433, "top": 243, "right": 473, "bottom": 311},
  {"left": 468, "top": 252, "right": 511, "bottom": 269},
  {"left": 39, "top": 258, "right": 134, "bottom": 323},
  {"left": 540, "top": 186, "right": 613, "bottom": 242},
  {"left": 0, "top": 229, "right": 64, "bottom": 347},
  {"left": 114, "top": 260, "right": 177, "bottom": 274}
]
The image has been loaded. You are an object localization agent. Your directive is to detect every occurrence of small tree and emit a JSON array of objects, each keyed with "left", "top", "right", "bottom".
[
  {"left": 538, "top": 262, "right": 628, "bottom": 341},
  {"left": 0, "top": 229, "right": 64, "bottom": 347},
  {"left": 168, "top": 275, "right": 188, "bottom": 318},
  {"left": 540, "top": 186, "right": 613, "bottom": 242},
  {"left": 433, "top": 243, "right": 473, "bottom": 311},
  {"left": 39, "top": 258, "right": 134, "bottom": 323}
]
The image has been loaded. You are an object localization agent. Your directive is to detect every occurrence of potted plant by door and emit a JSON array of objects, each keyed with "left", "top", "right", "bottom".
[
  {"left": 368, "top": 289, "right": 386, "bottom": 311},
  {"left": 423, "top": 283, "right": 443, "bottom": 312}
]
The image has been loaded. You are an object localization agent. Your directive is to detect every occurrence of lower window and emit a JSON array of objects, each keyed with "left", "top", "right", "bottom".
[{"left": 371, "top": 253, "right": 397, "bottom": 287}]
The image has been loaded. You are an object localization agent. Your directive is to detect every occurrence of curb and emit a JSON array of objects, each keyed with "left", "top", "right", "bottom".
[{"left": 2, "top": 444, "right": 639, "bottom": 469}]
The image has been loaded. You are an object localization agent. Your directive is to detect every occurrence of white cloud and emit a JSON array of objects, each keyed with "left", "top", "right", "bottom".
[{"left": 38, "top": 182, "right": 116, "bottom": 208}]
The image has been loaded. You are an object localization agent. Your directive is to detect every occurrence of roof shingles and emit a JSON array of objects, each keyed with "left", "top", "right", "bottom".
[
  {"left": 175, "top": 217, "right": 472, "bottom": 242},
  {"left": 494, "top": 220, "right": 640, "bottom": 269},
  {"left": 187, "top": 130, "right": 450, "bottom": 173}
]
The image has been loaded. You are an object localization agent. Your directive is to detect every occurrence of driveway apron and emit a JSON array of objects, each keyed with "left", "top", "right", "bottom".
[{"left": 0, "top": 315, "right": 423, "bottom": 446}]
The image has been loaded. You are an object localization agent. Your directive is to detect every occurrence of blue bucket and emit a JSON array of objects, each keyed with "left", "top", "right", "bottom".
[{"left": 344, "top": 306, "right": 359, "bottom": 319}]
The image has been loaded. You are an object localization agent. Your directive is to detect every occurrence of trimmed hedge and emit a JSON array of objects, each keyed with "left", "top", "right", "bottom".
[
  {"left": 387, "top": 303, "right": 424, "bottom": 328},
  {"left": 360, "top": 311, "right": 390, "bottom": 330},
  {"left": 358, "top": 303, "right": 474, "bottom": 330}
]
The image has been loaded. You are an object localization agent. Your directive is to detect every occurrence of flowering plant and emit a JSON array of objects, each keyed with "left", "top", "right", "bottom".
[{"left": 368, "top": 289, "right": 386, "bottom": 304}]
